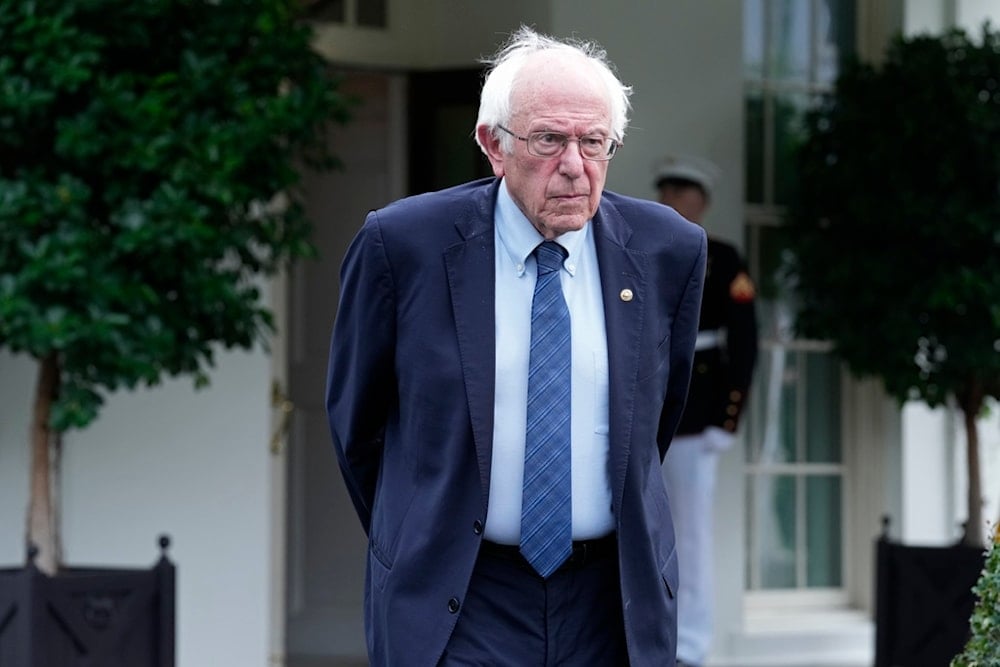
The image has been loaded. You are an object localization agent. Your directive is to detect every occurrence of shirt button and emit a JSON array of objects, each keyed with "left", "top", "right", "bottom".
[
  {"left": 448, "top": 598, "right": 461, "bottom": 613},
  {"left": 473, "top": 520, "right": 483, "bottom": 535}
]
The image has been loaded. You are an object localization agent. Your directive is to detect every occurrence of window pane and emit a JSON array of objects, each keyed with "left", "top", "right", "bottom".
[
  {"left": 745, "top": 89, "right": 765, "bottom": 204},
  {"left": 747, "top": 346, "right": 768, "bottom": 465},
  {"left": 780, "top": 351, "right": 798, "bottom": 463},
  {"left": 744, "top": 0, "right": 766, "bottom": 80},
  {"left": 755, "top": 474, "right": 798, "bottom": 588},
  {"left": 815, "top": 0, "right": 856, "bottom": 85},
  {"left": 768, "top": 0, "right": 812, "bottom": 83},
  {"left": 756, "top": 225, "right": 793, "bottom": 303},
  {"left": 356, "top": 0, "right": 386, "bottom": 28},
  {"left": 748, "top": 344, "right": 797, "bottom": 465},
  {"left": 805, "top": 352, "right": 841, "bottom": 462},
  {"left": 806, "top": 475, "right": 842, "bottom": 586},
  {"left": 305, "top": 0, "right": 345, "bottom": 22},
  {"left": 772, "top": 91, "right": 811, "bottom": 205}
]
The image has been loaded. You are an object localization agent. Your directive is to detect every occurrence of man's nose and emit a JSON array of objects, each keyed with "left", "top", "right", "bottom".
[{"left": 557, "top": 141, "right": 586, "bottom": 176}]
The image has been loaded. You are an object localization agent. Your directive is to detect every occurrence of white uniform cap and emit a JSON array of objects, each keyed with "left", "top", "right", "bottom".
[{"left": 653, "top": 154, "right": 722, "bottom": 199}]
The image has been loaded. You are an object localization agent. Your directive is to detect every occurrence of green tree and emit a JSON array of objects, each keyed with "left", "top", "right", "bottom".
[
  {"left": 0, "top": 0, "right": 351, "bottom": 573},
  {"left": 783, "top": 25, "right": 1000, "bottom": 547}
]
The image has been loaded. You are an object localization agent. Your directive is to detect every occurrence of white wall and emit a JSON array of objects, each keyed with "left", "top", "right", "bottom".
[
  {"left": 950, "top": 400, "right": 1000, "bottom": 541},
  {"left": 905, "top": 0, "right": 999, "bottom": 35},
  {"left": 900, "top": 401, "right": 1000, "bottom": 545},
  {"left": 0, "top": 346, "right": 273, "bottom": 667},
  {"left": 0, "top": 352, "right": 34, "bottom": 565},
  {"left": 901, "top": 403, "right": 957, "bottom": 543}
]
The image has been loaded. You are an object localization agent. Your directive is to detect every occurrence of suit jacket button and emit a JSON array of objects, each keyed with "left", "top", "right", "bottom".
[
  {"left": 473, "top": 520, "right": 483, "bottom": 535},
  {"left": 448, "top": 598, "right": 461, "bottom": 613}
]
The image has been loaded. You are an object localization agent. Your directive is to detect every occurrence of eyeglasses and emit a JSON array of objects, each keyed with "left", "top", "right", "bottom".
[{"left": 496, "top": 125, "right": 621, "bottom": 161}]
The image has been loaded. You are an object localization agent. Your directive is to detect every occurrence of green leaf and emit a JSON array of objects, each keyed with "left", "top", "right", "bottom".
[{"left": 0, "top": 0, "right": 354, "bottom": 432}]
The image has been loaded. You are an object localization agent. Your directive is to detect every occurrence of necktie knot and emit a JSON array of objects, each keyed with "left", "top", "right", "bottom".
[{"left": 534, "top": 241, "right": 566, "bottom": 276}]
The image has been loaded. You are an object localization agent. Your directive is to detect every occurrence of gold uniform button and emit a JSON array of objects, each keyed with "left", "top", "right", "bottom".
[
  {"left": 726, "top": 405, "right": 739, "bottom": 416},
  {"left": 724, "top": 419, "right": 736, "bottom": 430},
  {"left": 730, "top": 390, "right": 742, "bottom": 401},
  {"left": 620, "top": 288, "right": 633, "bottom": 302}
]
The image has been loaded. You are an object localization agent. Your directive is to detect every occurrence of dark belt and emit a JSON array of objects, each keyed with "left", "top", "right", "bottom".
[{"left": 479, "top": 535, "right": 617, "bottom": 573}]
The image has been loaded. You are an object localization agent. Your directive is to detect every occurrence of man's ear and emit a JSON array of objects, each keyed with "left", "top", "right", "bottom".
[{"left": 476, "top": 124, "right": 506, "bottom": 178}]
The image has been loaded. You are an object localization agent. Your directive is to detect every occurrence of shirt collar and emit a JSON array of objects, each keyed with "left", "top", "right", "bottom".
[{"left": 495, "top": 178, "right": 587, "bottom": 277}]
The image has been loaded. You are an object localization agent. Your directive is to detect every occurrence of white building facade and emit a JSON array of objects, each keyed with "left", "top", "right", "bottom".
[{"left": 1, "top": 1, "right": 997, "bottom": 666}]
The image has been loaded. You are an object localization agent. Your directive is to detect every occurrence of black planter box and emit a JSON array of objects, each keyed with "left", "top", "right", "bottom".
[
  {"left": 875, "top": 522, "right": 985, "bottom": 667},
  {"left": 0, "top": 536, "right": 175, "bottom": 667}
]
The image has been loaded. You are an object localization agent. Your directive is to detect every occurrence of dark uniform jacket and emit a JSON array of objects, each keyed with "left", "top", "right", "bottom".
[{"left": 677, "top": 237, "right": 758, "bottom": 436}]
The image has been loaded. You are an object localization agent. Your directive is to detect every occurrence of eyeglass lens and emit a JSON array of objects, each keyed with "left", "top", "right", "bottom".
[{"left": 529, "top": 133, "right": 615, "bottom": 160}]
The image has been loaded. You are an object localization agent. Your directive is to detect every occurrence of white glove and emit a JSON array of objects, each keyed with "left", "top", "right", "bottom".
[{"left": 703, "top": 426, "right": 736, "bottom": 453}]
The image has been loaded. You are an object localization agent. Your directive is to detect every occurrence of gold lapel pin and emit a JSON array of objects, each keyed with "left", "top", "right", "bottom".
[{"left": 619, "top": 288, "right": 633, "bottom": 302}]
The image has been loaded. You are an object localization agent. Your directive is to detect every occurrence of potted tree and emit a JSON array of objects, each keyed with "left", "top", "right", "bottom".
[
  {"left": 783, "top": 23, "right": 1000, "bottom": 667},
  {"left": 0, "top": 0, "right": 350, "bottom": 664}
]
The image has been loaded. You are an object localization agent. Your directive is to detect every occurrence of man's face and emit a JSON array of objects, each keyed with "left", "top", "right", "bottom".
[
  {"left": 658, "top": 184, "right": 709, "bottom": 224},
  {"left": 477, "top": 52, "right": 613, "bottom": 240}
]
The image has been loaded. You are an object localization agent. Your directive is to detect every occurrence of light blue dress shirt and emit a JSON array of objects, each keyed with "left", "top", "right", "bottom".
[{"left": 485, "top": 179, "right": 614, "bottom": 544}]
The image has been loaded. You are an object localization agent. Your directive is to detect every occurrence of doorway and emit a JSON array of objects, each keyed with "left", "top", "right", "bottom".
[
  {"left": 282, "top": 66, "right": 486, "bottom": 666},
  {"left": 284, "top": 70, "right": 405, "bottom": 667}
]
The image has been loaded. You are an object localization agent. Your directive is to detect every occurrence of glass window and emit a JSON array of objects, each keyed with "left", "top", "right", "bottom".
[
  {"left": 305, "top": 0, "right": 345, "bottom": 22},
  {"left": 806, "top": 475, "right": 842, "bottom": 587},
  {"left": 744, "top": 0, "right": 766, "bottom": 79},
  {"left": 745, "top": 89, "right": 766, "bottom": 204},
  {"left": 772, "top": 91, "right": 813, "bottom": 205},
  {"left": 754, "top": 474, "right": 798, "bottom": 588},
  {"left": 769, "top": 0, "right": 813, "bottom": 83},
  {"left": 356, "top": 0, "right": 386, "bottom": 28},
  {"left": 806, "top": 352, "right": 841, "bottom": 463},
  {"left": 305, "top": 0, "right": 386, "bottom": 28},
  {"left": 743, "top": 0, "right": 856, "bottom": 595},
  {"left": 816, "top": 0, "right": 857, "bottom": 85}
]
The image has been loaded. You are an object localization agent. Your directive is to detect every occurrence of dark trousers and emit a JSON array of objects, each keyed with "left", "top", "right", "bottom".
[{"left": 439, "top": 539, "right": 629, "bottom": 666}]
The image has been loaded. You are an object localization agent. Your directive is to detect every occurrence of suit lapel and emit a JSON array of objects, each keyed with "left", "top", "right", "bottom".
[
  {"left": 593, "top": 200, "right": 648, "bottom": 518},
  {"left": 444, "top": 183, "right": 498, "bottom": 509}
]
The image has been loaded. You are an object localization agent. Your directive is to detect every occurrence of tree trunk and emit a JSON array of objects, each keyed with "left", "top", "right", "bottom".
[
  {"left": 959, "top": 386, "right": 985, "bottom": 548},
  {"left": 27, "top": 353, "right": 61, "bottom": 574}
]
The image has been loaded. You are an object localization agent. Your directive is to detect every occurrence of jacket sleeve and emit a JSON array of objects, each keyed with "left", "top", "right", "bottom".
[
  {"left": 714, "top": 257, "right": 758, "bottom": 432},
  {"left": 325, "top": 212, "right": 397, "bottom": 534}
]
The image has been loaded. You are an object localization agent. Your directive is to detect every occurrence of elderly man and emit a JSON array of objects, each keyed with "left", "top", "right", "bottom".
[{"left": 326, "top": 26, "right": 706, "bottom": 666}]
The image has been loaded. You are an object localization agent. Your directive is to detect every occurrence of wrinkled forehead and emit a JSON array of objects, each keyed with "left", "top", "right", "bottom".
[{"left": 511, "top": 51, "right": 612, "bottom": 122}]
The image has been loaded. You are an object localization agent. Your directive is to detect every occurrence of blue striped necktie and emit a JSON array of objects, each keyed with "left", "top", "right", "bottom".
[{"left": 520, "top": 240, "right": 572, "bottom": 578}]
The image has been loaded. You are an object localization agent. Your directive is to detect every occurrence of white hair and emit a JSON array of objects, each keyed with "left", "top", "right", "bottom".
[{"left": 475, "top": 26, "right": 633, "bottom": 155}]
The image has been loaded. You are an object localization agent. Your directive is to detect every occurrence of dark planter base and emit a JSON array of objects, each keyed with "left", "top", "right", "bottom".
[
  {"left": 875, "top": 521, "right": 985, "bottom": 667},
  {"left": 0, "top": 536, "right": 175, "bottom": 667}
]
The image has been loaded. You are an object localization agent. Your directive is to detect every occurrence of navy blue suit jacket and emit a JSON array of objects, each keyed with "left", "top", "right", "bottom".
[{"left": 326, "top": 177, "right": 706, "bottom": 666}]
